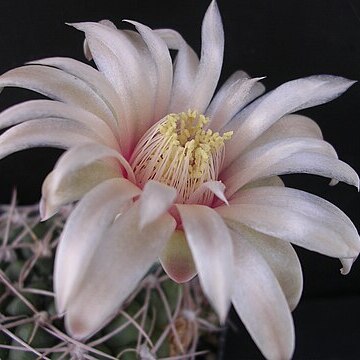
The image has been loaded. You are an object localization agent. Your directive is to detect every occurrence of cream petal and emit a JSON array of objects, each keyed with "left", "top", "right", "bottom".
[
  {"left": 224, "top": 75, "right": 356, "bottom": 167},
  {"left": 139, "top": 180, "right": 177, "bottom": 228},
  {"left": 0, "top": 100, "right": 119, "bottom": 150},
  {"left": 228, "top": 222, "right": 303, "bottom": 311},
  {"left": 230, "top": 229, "right": 295, "bottom": 360},
  {"left": 160, "top": 230, "right": 197, "bottom": 283},
  {"left": 0, "top": 118, "right": 103, "bottom": 161},
  {"left": 0, "top": 65, "right": 116, "bottom": 124},
  {"left": 41, "top": 143, "right": 134, "bottom": 219},
  {"left": 125, "top": 21, "right": 173, "bottom": 122},
  {"left": 217, "top": 186, "right": 360, "bottom": 259},
  {"left": 221, "top": 137, "right": 359, "bottom": 197},
  {"left": 48, "top": 142, "right": 134, "bottom": 187},
  {"left": 64, "top": 204, "right": 176, "bottom": 338},
  {"left": 54, "top": 178, "right": 141, "bottom": 314},
  {"left": 206, "top": 72, "right": 265, "bottom": 131},
  {"left": 184, "top": 0, "right": 224, "bottom": 113},
  {"left": 176, "top": 204, "right": 233, "bottom": 322},
  {"left": 240, "top": 176, "right": 285, "bottom": 191},
  {"left": 28, "top": 57, "right": 123, "bottom": 137},
  {"left": 155, "top": 29, "right": 199, "bottom": 113}
]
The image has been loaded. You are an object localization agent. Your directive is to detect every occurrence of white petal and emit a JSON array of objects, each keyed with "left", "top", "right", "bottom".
[
  {"left": 83, "top": 19, "right": 118, "bottom": 60},
  {"left": 224, "top": 75, "right": 356, "bottom": 167},
  {"left": 28, "top": 57, "right": 123, "bottom": 137},
  {"left": 221, "top": 137, "right": 359, "bottom": 197},
  {"left": 176, "top": 204, "right": 233, "bottom": 322},
  {"left": 41, "top": 143, "right": 134, "bottom": 219},
  {"left": 184, "top": 0, "right": 224, "bottom": 113},
  {"left": 64, "top": 204, "right": 175, "bottom": 338},
  {"left": 0, "top": 65, "right": 116, "bottom": 124},
  {"left": 248, "top": 114, "right": 323, "bottom": 151},
  {"left": 54, "top": 178, "right": 141, "bottom": 314},
  {"left": 188, "top": 180, "right": 228, "bottom": 205},
  {"left": 0, "top": 100, "right": 119, "bottom": 150},
  {"left": 139, "top": 180, "right": 177, "bottom": 228},
  {"left": 206, "top": 72, "right": 265, "bottom": 131},
  {"left": 125, "top": 21, "right": 173, "bottom": 121},
  {"left": 72, "top": 22, "right": 155, "bottom": 148},
  {"left": 230, "top": 229, "right": 295, "bottom": 360},
  {"left": 0, "top": 118, "right": 103, "bottom": 161},
  {"left": 217, "top": 186, "right": 360, "bottom": 258},
  {"left": 228, "top": 222, "right": 303, "bottom": 311},
  {"left": 155, "top": 28, "right": 199, "bottom": 113}
]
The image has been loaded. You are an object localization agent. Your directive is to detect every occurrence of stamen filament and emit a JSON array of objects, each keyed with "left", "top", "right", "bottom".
[{"left": 130, "top": 110, "right": 233, "bottom": 204}]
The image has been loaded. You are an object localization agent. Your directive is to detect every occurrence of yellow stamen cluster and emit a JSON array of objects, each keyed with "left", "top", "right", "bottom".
[{"left": 130, "top": 110, "right": 233, "bottom": 204}]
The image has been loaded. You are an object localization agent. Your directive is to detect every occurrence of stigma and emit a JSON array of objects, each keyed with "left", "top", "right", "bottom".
[{"left": 130, "top": 110, "right": 233, "bottom": 204}]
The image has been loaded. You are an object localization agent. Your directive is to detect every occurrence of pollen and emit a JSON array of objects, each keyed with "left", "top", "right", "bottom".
[{"left": 130, "top": 110, "right": 232, "bottom": 204}]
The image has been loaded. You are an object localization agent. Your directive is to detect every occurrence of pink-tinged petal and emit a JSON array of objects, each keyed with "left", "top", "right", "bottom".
[
  {"left": 41, "top": 142, "right": 134, "bottom": 220},
  {"left": 0, "top": 118, "right": 104, "bottom": 161},
  {"left": 176, "top": 204, "right": 233, "bottom": 322},
  {"left": 224, "top": 75, "right": 356, "bottom": 168},
  {"left": 0, "top": 100, "right": 119, "bottom": 150},
  {"left": 125, "top": 21, "right": 173, "bottom": 122},
  {"left": 227, "top": 222, "right": 302, "bottom": 311},
  {"left": 28, "top": 57, "right": 123, "bottom": 137},
  {"left": 206, "top": 72, "right": 265, "bottom": 131},
  {"left": 184, "top": 0, "right": 224, "bottom": 113},
  {"left": 54, "top": 178, "right": 141, "bottom": 314},
  {"left": 139, "top": 180, "right": 177, "bottom": 228},
  {"left": 221, "top": 137, "right": 359, "bottom": 197},
  {"left": 188, "top": 180, "right": 228, "bottom": 205},
  {"left": 248, "top": 114, "right": 323, "bottom": 151},
  {"left": 155, "top": 29, "right": 199, "bottom": 113},
  {"left": 217, "top": 186, "right": 360, "bottom": 259},
  {"left": 64, "top": 204, "right": 176, "bottom": 338},
  {"left": 230, "top": 229, "right": 295, "bottom": 360},
  {"left": 160, "top": 230, "right": 197, "bottom": 283},
  {"left": 0, "top": 65, "right": 116, "bottom": 125}
]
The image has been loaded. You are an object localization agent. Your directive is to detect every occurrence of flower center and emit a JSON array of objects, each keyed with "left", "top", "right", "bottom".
[{"left": 130, "top": 110, "right": 233, "bottom": 204}]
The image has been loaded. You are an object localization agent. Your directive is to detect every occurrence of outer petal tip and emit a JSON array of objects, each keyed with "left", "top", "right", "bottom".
[
  {"left": 39, "top": 196, "right": 56, "bottom": 222},
  {"left": 339, "top": 258, "right": 353, "bottom": 275},
  {"left": 65, "top": 314, "right": 93, "bottom": 340}
]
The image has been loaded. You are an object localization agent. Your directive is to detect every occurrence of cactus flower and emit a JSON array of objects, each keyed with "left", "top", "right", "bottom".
[{"left": 0, "top": 1, "right": 359, "bottom": 359}]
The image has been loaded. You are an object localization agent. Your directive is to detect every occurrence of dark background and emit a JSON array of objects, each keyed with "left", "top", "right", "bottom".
[{"left": 0, "top": 0, "right": 359, "bottom": 358}]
